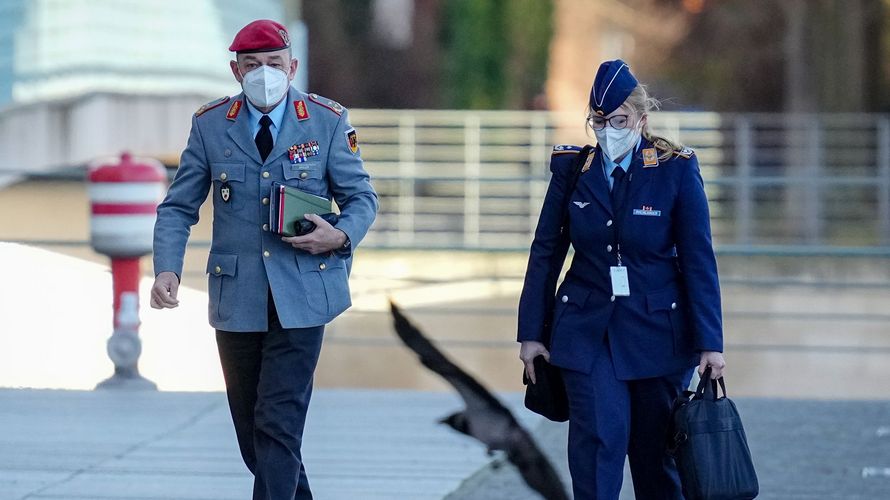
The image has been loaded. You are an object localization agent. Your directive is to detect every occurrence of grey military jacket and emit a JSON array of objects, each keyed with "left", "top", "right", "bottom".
[{"left": 153, "top": 87, "right": 378, "bottom": 331}]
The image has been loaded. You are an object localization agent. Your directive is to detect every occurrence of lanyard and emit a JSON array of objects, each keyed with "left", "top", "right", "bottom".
[{"left": 603, "top": 154, "right": 632, "bottom": 266}]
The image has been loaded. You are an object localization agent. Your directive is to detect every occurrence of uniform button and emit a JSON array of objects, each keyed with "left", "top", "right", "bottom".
[
  {"left": 220, "top": 172, "right": 227, "bottom": 181},
  {"left": 263, "top": 250, "right": 270, "bottom": 257},
  {"left": 262, "top": 223, "right": 269, "bottom": 231},
  {"left": 671, "top": 302, "right": 677, "bottom": 310},
  {"left": 262, "top": 171, "right": 270, "bottom": 179},
  {"left": 300, "top": 171, "right": 308, "bottom": 179},
  {"left": 610, "top": 295, "right": 616, "bottom": 302},
  {"left": 224, "top": 149, "right": 232, "bottom": 157},
  {"left": 262, "top": 197, "right": 269, "bottom": 205},
  {"left": 606, "top": 219, "right": 613, "bottom": 227},
  {"left": 319, "top": 263, "right": 326, "bottom": 270},
  {"left": 214, "top": 265, "right": 221, "bottom": 274},
  {"left": 561, "top": 295, "right": 568, "bottom": 303},
  {"left": 606, "top": 244, "right": 613, "bottom": 252}
]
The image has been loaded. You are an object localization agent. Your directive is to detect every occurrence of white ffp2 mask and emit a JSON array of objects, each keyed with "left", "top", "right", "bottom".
[
  {"left": 241, "top": 66, "right": 290, "bottom": 108},
  {"left": 595, "top": 122, "right": 641, "bottom": 162}
]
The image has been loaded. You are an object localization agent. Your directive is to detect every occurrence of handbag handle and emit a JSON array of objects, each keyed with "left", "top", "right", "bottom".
[{"left": 695, "top": 367, "right": 728, "bottom": 400}]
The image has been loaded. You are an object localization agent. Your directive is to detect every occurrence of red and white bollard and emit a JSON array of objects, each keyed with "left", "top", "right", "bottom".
[{"left": 88, "top": 152, "right": 166, "bottom": 390}]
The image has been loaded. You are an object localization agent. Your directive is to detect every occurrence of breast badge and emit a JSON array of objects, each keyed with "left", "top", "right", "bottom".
[
  {"left": 220, "top": 182, "right": 232, "bottom": 203},
  {"left": 289, "top": 141, "right": 320, "bottom": 164},
  {"left": 633, "top": 205, "right": 661, "bottom": 216}
]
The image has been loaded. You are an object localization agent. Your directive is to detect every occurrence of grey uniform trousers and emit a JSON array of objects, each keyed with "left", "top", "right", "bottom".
[{"left": 216, "top": 292, "right": 324, "bottom": 500}]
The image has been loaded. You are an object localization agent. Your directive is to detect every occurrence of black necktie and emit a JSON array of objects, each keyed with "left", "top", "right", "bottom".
[
  {"left": 256, "top": 115, "right": 273, "bottom": 162},
  {"left": 610, "top": 165, "right": 626, "bottom": 209}
]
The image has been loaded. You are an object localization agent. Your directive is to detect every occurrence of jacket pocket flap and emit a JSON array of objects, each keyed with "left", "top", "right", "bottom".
[
  {"left": 647, "top": 286, "right": 680, "bottom": 313},
  {"left": 295, "top": 252, "right": 345, "bottom": 274},
  {"left": 210, "top": 162, "right": 245, "bottom": 182},
  {"left": 206, "top": 253, "right": 238, "bottom": 277},
  {"left": 556, "top": 282, "right": 590, "bottom": 307}
]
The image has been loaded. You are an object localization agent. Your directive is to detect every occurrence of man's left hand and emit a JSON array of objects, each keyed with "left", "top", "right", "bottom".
[{"left": 281, "top": 213, "right": 347, "bottom": 254}]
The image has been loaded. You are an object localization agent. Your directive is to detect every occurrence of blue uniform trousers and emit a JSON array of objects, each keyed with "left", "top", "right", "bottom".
[
  {"left": 561, "top": 335, "right": 692, "bottom": 500},
  {"left": 216, "top": 293, "right": 324, "bottom": 500}
]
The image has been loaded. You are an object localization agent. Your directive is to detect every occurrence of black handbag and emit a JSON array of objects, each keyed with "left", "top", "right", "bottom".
[
  {"left": 521, "top": 146, "right": 592, "bottom": 423},
  {"left": 669, "top": 368, "right": 759, "bottom": 500},
  {"left": 522, "top": 356, "right": 569, "bottom": 422}
]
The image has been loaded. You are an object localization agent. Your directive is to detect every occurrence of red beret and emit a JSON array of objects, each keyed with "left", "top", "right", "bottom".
[{"left": 229, "top": 20, "right": 290, "bottom": 53}]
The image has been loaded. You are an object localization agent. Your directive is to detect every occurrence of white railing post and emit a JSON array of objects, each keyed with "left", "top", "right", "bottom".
[
  {"left": 664, "top": 115, "right": 682, "bottom": 144},
  {"left": 398, "top": 114, "right": 416, "bottom": 246},
  {"left": 805, "top": 119, "right": 822, "bottom": 244},
  {"left": 735, "top": 116, "right": 753, "bottom": 245},
  {"left": 464, "top": 115, "right": 481, "bottom": 247},
  {"left": 529, "top": 114, "right": 548, "bottom": 235},
  {"left": 878, "top": 117, "right": 890, "bottom": 246}
]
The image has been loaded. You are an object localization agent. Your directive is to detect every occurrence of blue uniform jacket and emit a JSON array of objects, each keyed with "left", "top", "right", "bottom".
[
  {"left": 153, "top": 87, "right": 378, "bottom": 331},
  {"left": 517, "top": 141, "right": 723, "bottom": 380}
]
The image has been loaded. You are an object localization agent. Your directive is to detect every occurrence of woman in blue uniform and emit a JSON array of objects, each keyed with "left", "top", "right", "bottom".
[{"left": 517, "top": 60, "right": 726, "bottom": 499}]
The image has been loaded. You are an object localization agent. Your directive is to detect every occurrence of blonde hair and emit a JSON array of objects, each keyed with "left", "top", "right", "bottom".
[{"left": 586, "top": 84, "right": 685, "bottom": 161}]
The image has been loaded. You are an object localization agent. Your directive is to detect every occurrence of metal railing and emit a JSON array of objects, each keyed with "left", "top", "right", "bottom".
[
  {"left": 349, "top": 110, "right": 890, "bottom": 251},
  {"left": 2, "top": 110, "right": 888, "bottom": 254}
]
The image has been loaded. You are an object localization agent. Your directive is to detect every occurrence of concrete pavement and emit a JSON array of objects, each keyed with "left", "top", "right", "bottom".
[
  {"left": 3, "top": 389, "right": 890, "bottom": 499},
  {"left": 0, "top": 388, "right": 539, "bottom": 500},
  {"left": 450, "top": 399, "right": 890, "bottom": 500}
]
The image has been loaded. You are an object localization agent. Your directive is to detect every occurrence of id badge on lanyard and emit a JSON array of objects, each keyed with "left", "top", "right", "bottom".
[
  {"left": 610, "top": 247, "right": 630, "bottom": 296},
  {"left": 609, "top": 157, "right": 631, "bottom": 297}
]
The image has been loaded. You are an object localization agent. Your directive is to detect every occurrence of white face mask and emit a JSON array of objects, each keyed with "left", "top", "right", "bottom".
[
  {"left": 240, "top": 65, "right": 290, "bottom": 108},
  {"left": 595, "top": 118, "right": 641, "bottom": 162}
]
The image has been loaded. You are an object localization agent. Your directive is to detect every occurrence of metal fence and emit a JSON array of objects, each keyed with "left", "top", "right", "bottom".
[
  {"left": 350, "top": 110, "right": 890, "bottom": 251},
  {"left": 1, "top": 109, "right": 887, "bottom": 253}
]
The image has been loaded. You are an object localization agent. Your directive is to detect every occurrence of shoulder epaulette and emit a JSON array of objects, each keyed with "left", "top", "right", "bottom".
[
  {"left": 195, "top": 96, "right": 230, "bottom": 117},
  {"left": 307, "top": 93, "right": 344, "bottom": 116},
  {"left": 551, "top": 144, "right": 583, "bottom": 155},
  {"left": 549, "top": 145, "right": 593, "bottom": 175},
  {"left": 673, "top": 146, "right": 695, "bottom": 159}
]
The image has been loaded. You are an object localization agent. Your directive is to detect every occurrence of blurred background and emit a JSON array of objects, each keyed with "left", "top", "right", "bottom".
[{"left": 0, "top": 0, "right": 889, "bottom": 399}]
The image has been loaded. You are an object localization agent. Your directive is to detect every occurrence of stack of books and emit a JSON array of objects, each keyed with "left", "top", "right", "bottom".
[{"left": 269, "top": 182, "right": 333, "bottom": 236}]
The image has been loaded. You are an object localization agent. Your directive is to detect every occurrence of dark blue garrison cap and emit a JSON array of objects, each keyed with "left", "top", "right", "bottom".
[{"left": 589, "top": 59, "right": 639, "bottom": 116}]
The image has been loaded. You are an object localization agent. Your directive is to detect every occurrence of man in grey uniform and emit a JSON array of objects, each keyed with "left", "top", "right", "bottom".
[{"left": 150, "top": 19, "right": 378, "bottom": 499}]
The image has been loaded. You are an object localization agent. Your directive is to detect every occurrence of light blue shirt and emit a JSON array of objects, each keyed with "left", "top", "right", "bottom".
[
  {"left": 245, "top": 95, "right": 289, "bottom": 145},
  {"left": 603, "top": 137, "right": 642, "bottom": 190}
]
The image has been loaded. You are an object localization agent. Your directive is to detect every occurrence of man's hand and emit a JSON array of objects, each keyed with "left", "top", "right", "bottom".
[
  {"left": 150, "top": 271, "right": 180, "bottom": 309},
  {"left": 281, "top": 214, "right": 347, "bottom": 255},
  {"left": 519, "top": 341, "right": 551, "bottom": 385},
  {"left": 698, "top": 351, "right": 726, "bottom": 379}
]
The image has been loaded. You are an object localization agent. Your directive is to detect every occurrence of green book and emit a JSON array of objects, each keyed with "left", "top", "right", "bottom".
[{"left": 271, "top": 182, "right": 333, "bottom": 236}]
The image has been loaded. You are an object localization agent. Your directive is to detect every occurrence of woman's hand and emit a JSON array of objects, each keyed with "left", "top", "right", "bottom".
[
  {"left": 698, "top": 351, "right": 726, "bottom": 379},
  {"left": 520, "top": 341, "right": 551, "bottom": 384}
]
